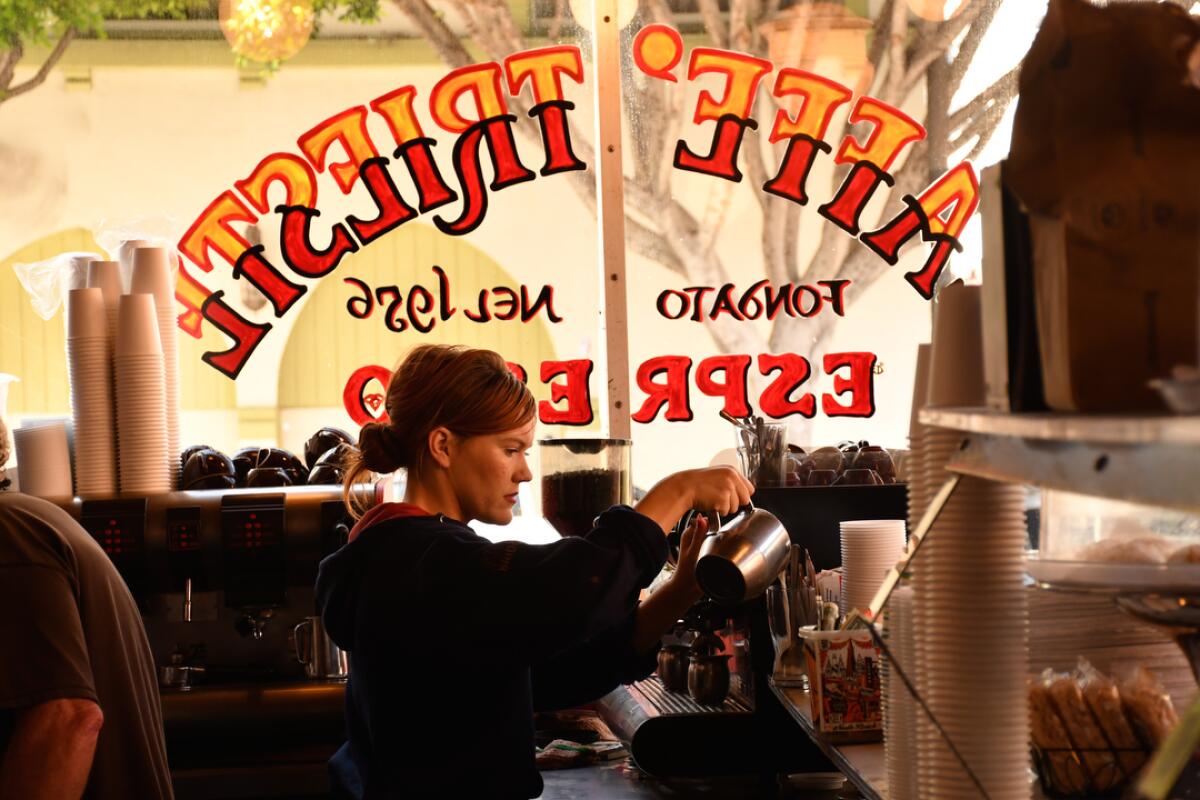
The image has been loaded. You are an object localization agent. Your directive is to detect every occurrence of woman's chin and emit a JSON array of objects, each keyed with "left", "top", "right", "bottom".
[{"left": 480, "top": 509, "right": 514, "bottom": 526}]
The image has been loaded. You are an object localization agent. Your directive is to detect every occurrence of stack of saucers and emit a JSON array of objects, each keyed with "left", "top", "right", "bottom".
[
  {"left": 920, "top": 476, "right": 1030, "bottom": 800},
  {"left": 115, "top": 293, "right": 170, "bottom": 494},
  {"left": 131, "top": 247, "right": 180, "bottom": 488},
  {"left": 66, "top": 288, "right": 117, "bottom": 498},
  {"left": 839, "top": 519, "right": 906, "bottom": 615},
  {"left": 883, "top": 584, "right": 919, "bottom": 800}
]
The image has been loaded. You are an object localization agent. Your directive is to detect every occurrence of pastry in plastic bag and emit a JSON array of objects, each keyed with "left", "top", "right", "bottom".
[
  {"left": 1047, "top": 674, "right": 1123, "bottom": 791},
  {"left": 1167, "top": 543, "right": 1200, "bottom": 564},
  {"left": 1077, "top": 536, "right": 1174, "bottom": 564},
  {"left": 1121, "top": 666, "right": 1179, "bottom": 747},
  {"left": 1030, "top": 677, "right": 1090, "bottom": 795}
]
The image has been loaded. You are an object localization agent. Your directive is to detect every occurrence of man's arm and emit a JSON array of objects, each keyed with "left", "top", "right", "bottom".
[{"left": 0, "top": 698, "right": 103, "bottom": 800}]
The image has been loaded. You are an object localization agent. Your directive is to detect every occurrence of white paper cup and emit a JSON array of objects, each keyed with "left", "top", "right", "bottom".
[
  {"left": 67, "top": 288, "right": 107, "bottom": 340},
  {"left": 927, "top": 281, "right": 985, "bottom": 408},
  {"left": 13, "top": 422, "right": 73, "bottom": 499},
  {"left": 131, "top": 247, "right": 174, "bottom": 304},
  {"left": 116, "top": 294, "right": 163, "bottom": 357}
]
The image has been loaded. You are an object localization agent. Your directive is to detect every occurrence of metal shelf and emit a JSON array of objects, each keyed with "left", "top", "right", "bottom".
[
  {"left": 767, "top": 678, "right": 886, "bottom": 800},
  {"left": 919, "top": 408, "right": 1200, "bottom": 445},
  {"left": 919, "top": 408, "right": 1200, "bottom": 513}
]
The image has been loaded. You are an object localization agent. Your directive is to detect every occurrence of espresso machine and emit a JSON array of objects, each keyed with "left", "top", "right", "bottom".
[
  {"left": 596, "top": 484, "right": 907, "bottom": 781},
  {"left": 55, "top": 483, "right": 377, "bottom": 799}
]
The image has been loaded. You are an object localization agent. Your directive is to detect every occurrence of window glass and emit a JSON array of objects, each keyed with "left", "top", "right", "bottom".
[{"left": 0, "top": 0, "right": 1049, "bottom": 498}]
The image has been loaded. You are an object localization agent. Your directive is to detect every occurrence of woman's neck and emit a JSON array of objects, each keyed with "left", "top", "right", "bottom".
[{"left": 402, "top": 471, "right": 465, "bottom": 522}]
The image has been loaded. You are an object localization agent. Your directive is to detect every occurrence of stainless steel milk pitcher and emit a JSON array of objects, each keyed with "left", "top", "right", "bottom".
[
  {"left": 293, "top": 616, "right": 349, "bottom": 680},
  {"left": 694, "top": 504, "right": 790, "bottom": 604}
]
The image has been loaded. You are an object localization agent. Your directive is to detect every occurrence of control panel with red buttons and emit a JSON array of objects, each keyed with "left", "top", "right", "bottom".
[
  {"left": 80, "top": 498, "right": 148, "bottom": 601},
  {"left": 220, "top": 493, "right": 286, "bottom": 608}
]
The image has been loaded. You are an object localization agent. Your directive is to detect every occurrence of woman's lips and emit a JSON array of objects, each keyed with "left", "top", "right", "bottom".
[{"left": 505, "top": 493, "right": 518, "bottom": 504}]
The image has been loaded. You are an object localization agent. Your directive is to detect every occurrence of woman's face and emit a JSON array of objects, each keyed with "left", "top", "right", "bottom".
[{"left": 446, "top": 418, "right": 535, "bottom": 524}]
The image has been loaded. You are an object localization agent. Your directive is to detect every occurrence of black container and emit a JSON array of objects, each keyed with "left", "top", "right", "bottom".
[{"left": 751, "top": 484, "right": 908, "bottom": 571}]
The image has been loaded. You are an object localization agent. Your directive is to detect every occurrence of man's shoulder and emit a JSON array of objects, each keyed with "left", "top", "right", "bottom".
[{"left": 0, "top": 493, "right": 88, "bottom": 571}]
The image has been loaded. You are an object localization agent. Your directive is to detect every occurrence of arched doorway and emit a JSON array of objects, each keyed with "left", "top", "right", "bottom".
[{"left": 276, "top": 223, "right": 562, "bottom": 452}]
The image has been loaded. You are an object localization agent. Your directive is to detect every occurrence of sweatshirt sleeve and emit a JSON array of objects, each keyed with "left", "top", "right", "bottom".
[
  {"left": 529, "top": 607, "right": 659, "bottom": 712},
  {"left": 414, "top": 506, "right": 668, "bottom": 666}
]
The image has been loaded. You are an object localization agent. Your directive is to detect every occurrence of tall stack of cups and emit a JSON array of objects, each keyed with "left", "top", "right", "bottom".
[
  {"left": 131, "top": 247, "right": 181, "bottom": 488},
  {"left": 66, "top": 288, "right": 117, "bottom": 497},
  {"left": 906, "top": 343, "right": 933, "bottom": 530},
  {"left": 115, "top": 294, "right": 170, "bottom": 494},
  {"left": 883, "top": 585, "right": 918, "bottom": 800},
  {"left": 913, "top": 281, "right": 1030, "bottom": 800},
  {"left": 86, "top": 260, "right": 122, "bottom": 348}
]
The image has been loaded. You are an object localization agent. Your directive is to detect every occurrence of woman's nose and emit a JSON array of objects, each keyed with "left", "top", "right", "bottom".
[{"left": 516, "top": 456, "right": 533, "bottom": 483}]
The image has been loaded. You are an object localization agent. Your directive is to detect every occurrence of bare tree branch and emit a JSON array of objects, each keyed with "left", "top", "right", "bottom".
[
  {"left": 948, "top": 0, "right": 1000, "bottom": 97},
  {"left": 626, "top": 216, "right": 686, "bottom": 275},
  {"left": 548, "top": 0, "right": 567, "bottom": 41},
  {"left": 729, "top": 0, "right": 751, "bottom": 51},
  {"left": 881, "top": 0, "right": 910, "bottom": 104},
  {"left": 3, "top": 28, "right": 75, "bottom": 103},
  {"left": 865, "top": 0, "right": 897, "bottom": 95},
  {"left": 697, "top": 0, "right": 729, "bottom": 49},
  {"left": 899, "top": 0, "right": 987, "bottom": 94},
  {"left": 964, "top": 102, "right": 1010, "bottom": 162},
  {"left": 948, "top": 62, "right": 1019, "bottom": 133},
  {"left": 393, "top": 0, "right": 474, "bottom": 67},
  {"left": 0, "top": 39, "right": 22, "bottom": 93},
  {"left": 783, "top": 200, "right": 801, "bottom": 282}
]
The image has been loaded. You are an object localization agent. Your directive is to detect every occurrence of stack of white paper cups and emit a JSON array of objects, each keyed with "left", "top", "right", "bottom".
[
  {"left": 839, "top": 519, "right": 906, "bottom": 615},
  {"left": 131, "top": 247, "right": 180, "bottom": 488},
  {"left": 66, "top": 288, "right": 117, "bottom": 497},
  {"left": 13, "top": 420, "right": 73, "bottom": 499},
  {"left": 86, "top": 260, "right": 122, "bottom": 349},
  {"left": 883, "top": 585, "right": 919, "bottom": 800},
  {"left": 913, "top": 281, "right": 1030, "bottom": 800},
  {"left": 906, "top": 343, "right": 933, "bottom": 530},
  {"left": 115, "top": 294, "right": 170, "bottom": 494}
]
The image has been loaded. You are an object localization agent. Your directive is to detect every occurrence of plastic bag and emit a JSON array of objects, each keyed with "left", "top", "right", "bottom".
[
  {"left": 95, "top": 218, "right": 182, "bottom": 293},
  {"left": 12, "top": 252, "right": 105, "bottom": 321}
]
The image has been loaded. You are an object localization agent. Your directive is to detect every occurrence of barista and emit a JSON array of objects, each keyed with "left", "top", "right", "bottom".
[{"left": 316, "top": 344, "right": 751, "bottom": 799}]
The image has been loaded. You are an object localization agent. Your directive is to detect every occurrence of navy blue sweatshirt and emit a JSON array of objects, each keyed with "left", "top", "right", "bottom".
[{"left": 314, "top": 505, "right": 668, "bottom": 799}]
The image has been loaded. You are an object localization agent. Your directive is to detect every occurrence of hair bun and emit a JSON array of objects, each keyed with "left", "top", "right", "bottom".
[{"left": 358, "top": 421, "right": 403, "bottom": 474}]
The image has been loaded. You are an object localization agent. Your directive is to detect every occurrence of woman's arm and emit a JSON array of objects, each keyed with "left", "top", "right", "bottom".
[{"left": 633, "top": 466, "right": 752, "bottom": 533}]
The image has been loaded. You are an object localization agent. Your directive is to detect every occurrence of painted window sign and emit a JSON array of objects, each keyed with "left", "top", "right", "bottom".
[{"left": 175, "top": 26, "right": 980, "bottom": 426}]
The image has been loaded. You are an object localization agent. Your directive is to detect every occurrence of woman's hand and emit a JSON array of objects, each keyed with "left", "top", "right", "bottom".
[
  {"left": 669, "top": 513, "right": 708, "bottom": 600},
  {"left": 635, "top": 465, "right": 754, "bottom": 533},
  {"left": 678, "top": 465, "right": 753, "bottom": 516}
]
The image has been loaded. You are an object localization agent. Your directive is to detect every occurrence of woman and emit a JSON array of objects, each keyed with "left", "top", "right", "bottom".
[{"left": 316, "top": 344, "right": 752, "bottom": 799}]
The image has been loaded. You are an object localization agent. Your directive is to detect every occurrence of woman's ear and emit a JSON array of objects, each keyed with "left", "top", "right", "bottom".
[{"left": 427, "top": 427, "right": 454, "bottom": 470}]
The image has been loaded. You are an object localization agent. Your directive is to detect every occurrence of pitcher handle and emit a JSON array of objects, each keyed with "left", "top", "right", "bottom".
[
  {"left": 293, "top": 620, "right": 312, "bottom": 666},
  {"left": 708, "top": 501, "right": 755, "bottom": 531}
]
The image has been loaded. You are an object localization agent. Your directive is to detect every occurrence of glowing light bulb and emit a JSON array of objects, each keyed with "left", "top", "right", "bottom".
[{"left": 219, "top": 0, "right": 315, "bottom": 64}]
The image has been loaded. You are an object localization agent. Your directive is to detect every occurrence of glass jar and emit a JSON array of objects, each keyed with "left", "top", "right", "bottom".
[{"left": 539, "top": 438, "right": 632, "bottom": 536}]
